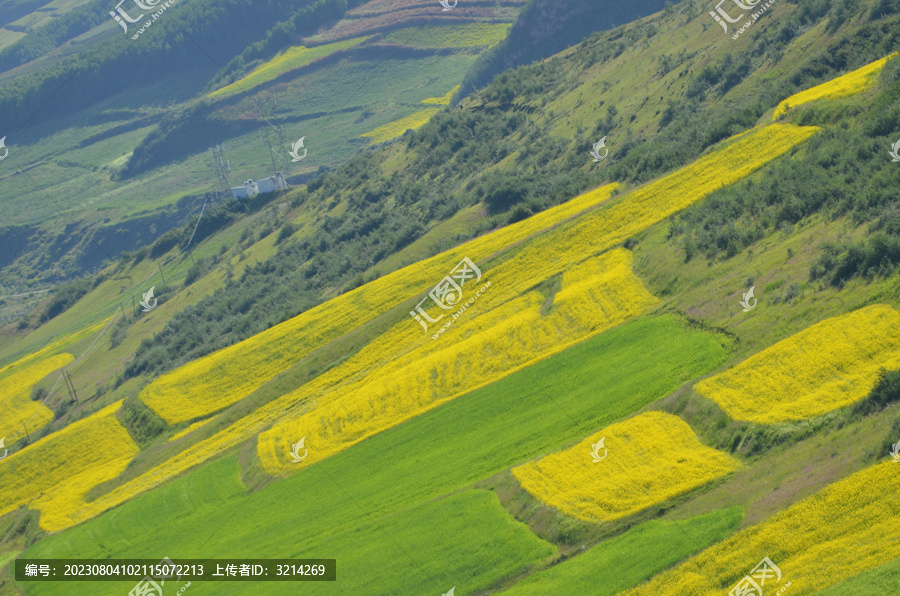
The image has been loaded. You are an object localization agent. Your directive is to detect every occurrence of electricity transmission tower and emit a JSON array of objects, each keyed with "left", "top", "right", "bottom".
[
  {"left": 255, "top": 95, "right": 292, "bottom": 178},
  {"left": 209, "top": 143, "right": 231, "bottom": 200}
]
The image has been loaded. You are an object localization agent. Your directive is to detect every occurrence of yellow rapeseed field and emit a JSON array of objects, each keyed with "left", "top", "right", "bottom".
[
  {"left": 80, "top": 124, "right": 817, "bottom": 529},
  {"left": 0, "top": 353, "right": 74, "bottom": 440},
  {"left": 360, "top": 108, "right": 442, "bottom": 144},
  {"left": 256, "top": 249, "right": 658, "bottom": 473},
  {"left": 146, "top": 124, "right": 812, "bottom": 426},
  {"left": 773, "top": 52, "right": 897, "bottom": 119},
  {"left": 695, "top": 304, "right": 900, "bottom": 423},
  {"left": 623, "top": 460, "right": 900, "bottom": 595},
  {"left": 421, "top": 85, "right": 461, "bottom": 105},
  {"left": 140, "top": 183, "right": 620, "bottom": 424},
  {"left": 511, "top": 412, "right": 739, "bottom": 522},
  {"left": 0, "top": 401, "right": 139, "bottom": 531}
]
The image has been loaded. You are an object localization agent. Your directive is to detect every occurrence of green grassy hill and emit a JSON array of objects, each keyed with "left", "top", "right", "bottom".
[{"left": 2, "top": 0, "right": 900, "bottom": 594}]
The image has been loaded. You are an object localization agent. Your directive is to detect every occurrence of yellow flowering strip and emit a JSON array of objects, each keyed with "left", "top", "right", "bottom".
[
  {"left": 256, "top": 249, "right": 658, "bottom": 473},
  {"left": 509, "top": 125, "right": 818, "bottom": 279},
  {"left": 0, "top": 401, "right": 139, "bottom": 532},
  {"left": 79, "top": 124, "right": 816, "bottom": 530},
  {"left": 360, "top": 108, "right": 442, "bottom": 144},
  {"left": 623, "top": 460, "right": 900, "bottom": 595},
  {"left": 0, "top": 353, "right": 74, "bottom": 439},
  {"left": 167, "top": 417, "right": 216, "bottom": 443},
  {"left": 512, "top": 412, "right": 739, "bottom": 522},
  {"left": 209, "top": 36, "right": 371, "bottom": 98},
  {"left": 140, "top": 183, "right": 620, "bottom": 424},
  {"left": 0, "top": 319, "right": 107, "bottom": 377},
  {"left": 695, "top": 304, "right": 900, "bottom": 423},
  {"left": 773, "top": 52, "right": 897, "bottom": 119},
  {"left": 422, "top": 85, "right": 461, "bottom": 105}
]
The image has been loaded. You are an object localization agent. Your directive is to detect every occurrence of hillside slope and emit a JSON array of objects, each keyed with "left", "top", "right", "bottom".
[{"left": 2, "top": 0, "right": 900, "bottom": 594}]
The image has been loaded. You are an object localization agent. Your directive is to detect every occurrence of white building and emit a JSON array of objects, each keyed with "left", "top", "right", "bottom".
[
  {"left": 256, "top": 172, "right": 288, "bottom": 194},
  {"left": 231, "top": 179, "right": 259, "bottom": 200}
]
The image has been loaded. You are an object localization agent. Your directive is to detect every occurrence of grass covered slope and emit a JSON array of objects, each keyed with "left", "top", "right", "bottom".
[
  {"left": 209, "top": 35, "right": 373, "bottom": 98},
  {"left": 380, "top": 23, "right": 513, "bottom": 48},
  {"left": 360, "top": 107, "right": 442, "bottom": 143},
  {"left": 20, "top": 315, "right": 730, "bottom": 593},
  {"left": 502, "top": 508, "right": 744, "bottom": 596},
  {"left": 512, "top": 412, "right": 740, "bottom": 522},
  {"left": 695, "top": 304, "right": 900, "bottom": 423}
]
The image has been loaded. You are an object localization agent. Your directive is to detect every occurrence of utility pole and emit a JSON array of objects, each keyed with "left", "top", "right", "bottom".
[
  {"left": 256, "top": 96, "right": 287, "bottom": 178},
  {"left": 64, "top": 370, "right": 79, "bottom": 403}
]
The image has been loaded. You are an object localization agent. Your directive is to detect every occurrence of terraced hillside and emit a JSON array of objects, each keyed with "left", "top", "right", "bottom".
[{"left": 2, "top": 0, "right": 900, "bottom": 594}]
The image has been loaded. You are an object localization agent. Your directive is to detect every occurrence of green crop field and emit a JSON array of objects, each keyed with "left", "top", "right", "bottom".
[
  {"left": 502, "top": 508, "right": 743, "bottom": 595},
  {"left": 815, "top": 556, "right": 900, "bottom": 595},
  {"left": 19, "top": 315, "right": 729, "bottom": 594}
]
